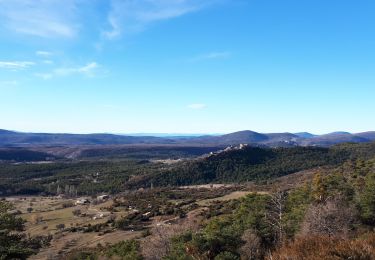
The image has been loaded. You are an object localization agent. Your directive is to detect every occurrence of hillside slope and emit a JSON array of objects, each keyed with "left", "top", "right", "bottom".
[
  {"left": 0, "top": 148, "right": 55, "bottom": 162},
  {"left": 0, "top": 130, "right": 176, "bottom": 146},
  {"left": 129, "top": 142, "right": 375, "bottom": 188}
]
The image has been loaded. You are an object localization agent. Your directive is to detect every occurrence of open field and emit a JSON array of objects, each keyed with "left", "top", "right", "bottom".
[
  {"left": 5, "top": 196, "right": 134, "bottom": 259},
  {"left": 5, "top": 183, "right": 269, "bottom": 259},
  {"left": 180, "top": 184, "right": 234, "bottom": 189},
  {"left": 31, "top": 230, "right": 141, "bottom": 259},
  {"left": 197, "top": 190, "right": 267, "bottom": 206},
  {"left": 7, "top": 197, "right": 120, "bottom": 233}
]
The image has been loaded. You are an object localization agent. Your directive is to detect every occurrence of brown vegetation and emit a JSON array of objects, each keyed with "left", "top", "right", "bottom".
[
  {"left": 270, "top": 234, "right": 375, "bottom": 260},
  {"left": 239, "top": 229, "right": 263, "bottom": 260},
  {"left": 141, "top": 208, "right": 205, "bottom": 259},
  {"left": 299, "top": 197, "right": 358, "bottom": 238}
]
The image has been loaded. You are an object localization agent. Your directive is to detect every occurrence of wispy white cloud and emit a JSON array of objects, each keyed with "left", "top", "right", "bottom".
[
  {"left": 36, "top": 62, "right": 101, "bottom": 79},
  {"left": 36, "top": 51, "right": 53, "bottom": 57},
  {"left": 0, "top": 1, "right": 225, "bottom": 41},
  {"left": 0, "top": 61, "right": 35, "bottom": 70},
  {"left": 54, "top": 62, "right": 99, "bottom": 77},
  {"left": 0, "top": 0, "right": 79, "bottom": 38},
  {"left": 104, "top": 0, "right": 220, "bottom": 39},
  {"left": 188, "top": 103, "right": 207, "bottom": 110},
  {"left": 188, "top": 51, "right": 231, "bottom": 62},
  {"left": 36, "top": 51, "right": 54, "bottom": 65},
  {"left": 104, "top": 15, "right": 122, "bottom": 39},
  {"left": 42, "top": 60, "right": 54, "bottom": 65}
]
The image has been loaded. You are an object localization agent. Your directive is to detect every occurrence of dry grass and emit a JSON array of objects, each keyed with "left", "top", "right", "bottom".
[
  {"left": 10, "top": 196, "right": 136, "bottom": 259},
  {"left": 269, "top": 234, "right": 375, "bottom": 260},
  {"left": 30, "top": 230, "right": 141, "bottom": 259},
  {"left": 197, "top": 191, "right": 267, "bottom": 206},
  {"left": 11, "top": 197, "right": 119, "bottom": 236},
  {"left": 7, "top": 196, "right": 73, "bottom": 213},
  {"left": 140, "top": 208, "right": 206, "bottom": 260},
  {"left": 180, "top": 184, "right": 234, "bottom": 189}
]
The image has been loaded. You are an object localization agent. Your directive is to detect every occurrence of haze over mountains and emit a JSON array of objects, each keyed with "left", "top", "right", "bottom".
[{"left": 1, "top": 129, "right": 375, "bottom": 147}]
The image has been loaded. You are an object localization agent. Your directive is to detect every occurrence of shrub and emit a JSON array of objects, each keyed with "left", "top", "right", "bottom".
[
  {"left": 299, "top": 197, "right": 358, "bottom": 238},
  {"left": 72, "top": 209, "right": 81, "bottom": 216},
  {"left": 62, "top": 201, "right": 74, "bottom": 208},
  {"left": 0, "top": 201, "right": 48, "bottom": 259},
  {"left": 214, "top": 251, "right": 240, "bottom": 260},
  {"left": 141, "top": 229, "right": 151, "bottom": 237},
  {"left": 31, "top": 214, "right": 43, "bottom": 224},
  {"left": 105, "top": 240, "right": 143, "bottom": 260},
  {"left": 56, "top": 223, "right": 65, "bottom": 230},
  {"left": 269, "top": 235, "right": 375, "bottom": 260},
  {"left": 239, "top": 229, "right": 262, "bottom": 260},
  {"left": 65, "top": 249, "right": 99, "bottom": 260}
]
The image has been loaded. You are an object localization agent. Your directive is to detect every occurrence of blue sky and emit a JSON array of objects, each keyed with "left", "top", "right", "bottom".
[{"left": 0, "top": 0, "right": 374, "bottom": 134}]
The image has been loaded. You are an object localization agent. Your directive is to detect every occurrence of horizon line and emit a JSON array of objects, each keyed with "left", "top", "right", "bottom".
[{"left": 1, "top": 128, "right": 374, "bottom": 137}]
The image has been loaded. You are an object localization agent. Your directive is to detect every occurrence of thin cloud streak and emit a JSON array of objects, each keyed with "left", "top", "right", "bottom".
[
  {"left": 55, "top": 62, "right": 99, "bottom": 77},
  {"left": 36, "top": 51, "right": 53, "bottom": 57},
  {"left": 36, "top": 62, "right": 101, "bottom": 79},
  {"left": 188, "top": 51, "right": 232, "bottom": 62},
  {"left": 0, "top": 61, "right": 35, "bottom": 70},
  {"left": 0, "top": 1, "right": 226, "bottom": 40},
  {"left": 104, "top": 0, "right": 221, "bottom": 39},
  {"left": 42, "top": 60, "right": 54, "bottom": 65},
  {"left": 0, "top": 0, "right": 79, "bottom": 38}
]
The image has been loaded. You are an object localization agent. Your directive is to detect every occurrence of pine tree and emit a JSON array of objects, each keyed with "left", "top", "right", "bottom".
[
  {"left": 312, "top": 172, "right": 326, "bottom": 202},
  {"left": 360, "top": 172, "right": 375, "bottom": 224}
]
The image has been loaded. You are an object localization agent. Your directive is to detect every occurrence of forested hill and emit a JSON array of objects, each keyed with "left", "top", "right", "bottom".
[
  {"left": 129, "top": 142, "right": 375, "bottom": 188},
  {"left": 1, "top": 129, "right": 375, "bottom": 147},
  {"left": 0, "top": 148, "right": 55, "bottom": 162}
]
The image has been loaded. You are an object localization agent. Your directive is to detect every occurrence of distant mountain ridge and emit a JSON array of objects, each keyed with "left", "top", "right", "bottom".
[
  {"left": 0, "top": 129, "right": 374, "bottom": 147},
  {"left": 0, "top": 130, "right": 176, "bottom": 146},
  {"left": 294, "top": 132, "right": 317, "bottom": 138}
]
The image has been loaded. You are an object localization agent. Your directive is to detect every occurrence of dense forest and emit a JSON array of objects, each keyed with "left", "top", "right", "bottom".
[
  {"left": 1, "top": 142, "right": 375, "bottom": 196},
  {"left": 128, "top": 142, "right": 375, "bottom": 188},
  {"left": 0, "top": 160, "right": 159, "bottom": 195},
  {"left": 0, "top": 148, "right": 55, "bottom": 162}
]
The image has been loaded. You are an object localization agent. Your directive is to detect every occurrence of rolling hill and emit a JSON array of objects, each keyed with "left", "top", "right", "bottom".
[
  {"left": 0, "top": 148, "right": 55, "bottom": 162},
  {"left": 127, "top": 141, "right": 375, "bottom": 188},
  {"left": 0, "top": 130, "right": 176, "bottom": 146},
  {"left": 301, "top": 132, "right": 371, "bottom": 146},
  {"left": 355, "top": 131, "right": 375, "bottom": 141},
  {"left": 0, "top": 129, "right": 374, "bottom": 148}
]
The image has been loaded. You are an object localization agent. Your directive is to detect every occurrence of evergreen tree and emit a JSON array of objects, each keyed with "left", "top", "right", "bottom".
[
  {"left": 359, "top": 172, "right": 375, "bottom": 224},
  {"left": 312, "top": 172, "right": 326, "bottom": 202},
  {"left": 0, "top": 201, "right": 41, "bottom": 259}
]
